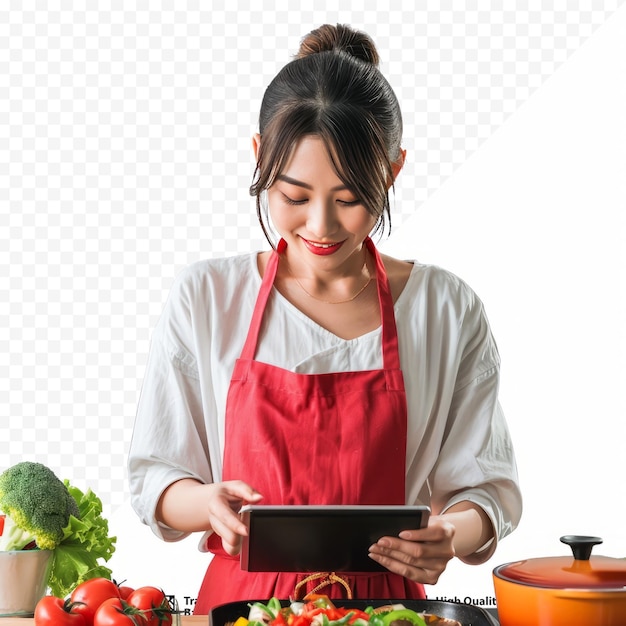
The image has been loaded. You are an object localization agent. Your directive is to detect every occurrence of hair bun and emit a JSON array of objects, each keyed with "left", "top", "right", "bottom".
[{"left": 296, "top": 23, "right": 380, "bottom": 67}]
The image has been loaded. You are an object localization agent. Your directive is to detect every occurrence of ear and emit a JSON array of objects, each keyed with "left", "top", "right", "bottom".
[
  {"left": 389, "top": 148, "right": 407, "bottom": 185},
  {"left": 252, "top": 133, "right": 261, "bottom": 161}
]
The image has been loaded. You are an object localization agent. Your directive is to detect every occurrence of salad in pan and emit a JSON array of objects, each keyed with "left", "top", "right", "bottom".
[{"left": 232, "top": 595, "right": 461, "bottom": 626}]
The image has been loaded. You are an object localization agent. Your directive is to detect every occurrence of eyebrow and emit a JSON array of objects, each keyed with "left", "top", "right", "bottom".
[{"left": 277, "top": 174, "right": 348, "bottom": 192}]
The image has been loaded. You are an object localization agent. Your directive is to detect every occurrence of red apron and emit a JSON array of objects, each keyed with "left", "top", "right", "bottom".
[{"left": 194, "top": 238, "right": 425, "bottom": 614}]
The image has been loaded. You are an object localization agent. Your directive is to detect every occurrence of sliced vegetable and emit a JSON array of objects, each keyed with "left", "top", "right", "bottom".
[
  {"left": 380, "top": 609, "right": 427, "bottom": 626},
  {"left": 249, "top": 600, "right": 279, "bottom": 622},
  {"left": 246, "top": 599, "right": 429, "bottom": 626}
]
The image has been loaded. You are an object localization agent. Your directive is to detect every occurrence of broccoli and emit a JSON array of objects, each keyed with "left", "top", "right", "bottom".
[{"left": 0, "top": 461, "right": 80, "bottom": 551}]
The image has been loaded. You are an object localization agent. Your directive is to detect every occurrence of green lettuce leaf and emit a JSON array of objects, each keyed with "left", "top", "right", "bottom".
[{"left": 46, "top": 483, "right": 117, "bottom": 598}]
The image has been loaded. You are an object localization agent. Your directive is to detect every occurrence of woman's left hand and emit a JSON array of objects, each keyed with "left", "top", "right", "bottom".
[{"left": 368, "top": 515, "right": 456, "bottom": 585}]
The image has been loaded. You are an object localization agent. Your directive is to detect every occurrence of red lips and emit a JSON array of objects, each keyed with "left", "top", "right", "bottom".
[{"left": 301, "top": 238, "right": 345, "bottom": 256}]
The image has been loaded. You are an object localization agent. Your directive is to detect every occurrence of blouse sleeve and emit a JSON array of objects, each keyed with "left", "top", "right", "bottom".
[
  {"left": 127, "top": 270, "right": 214, "bottom": 542},
  {"left": 426, "top": 293, "right": 522, "bottom": 564}
]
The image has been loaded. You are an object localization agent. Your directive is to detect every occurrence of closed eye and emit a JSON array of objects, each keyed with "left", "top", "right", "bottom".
[
  {"left": 280, "top": 192, "right": 361, "bottom": 207},
  {"left": 281, "top": 193, "right": 308, "bottom": 205}
]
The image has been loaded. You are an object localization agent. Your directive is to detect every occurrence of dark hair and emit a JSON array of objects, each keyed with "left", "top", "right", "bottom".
[{"left": 249, "top": 24, "right": 403, "bottom": 245}]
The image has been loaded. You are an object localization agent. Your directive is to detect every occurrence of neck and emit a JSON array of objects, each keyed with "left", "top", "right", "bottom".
[{"left": 282, "top": 247, "right": 373, "bottom": 305}]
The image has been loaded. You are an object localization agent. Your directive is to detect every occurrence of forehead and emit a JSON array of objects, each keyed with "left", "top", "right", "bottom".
[{"left": 280, "top": 135, "right": 346, "bottom": 185}]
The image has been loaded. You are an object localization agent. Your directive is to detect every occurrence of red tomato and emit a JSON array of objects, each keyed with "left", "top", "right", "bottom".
[
  {"left": 118, "top": 586, "right": 135, "bottom": 601},
  {"left": 112, "top": 579, "right": 135, "bottom": 600},
  {"left": 127, "top": 586, "right": 173, "bottom": 626},
  {"left": 93, "top": 598, "right": 137, "bottom": 626},
  {"left": 70, "top": 578, "right": 122, "bottom": 626},
  {"left": 34, "top": 595, "right": 86, "bottom": 626}
]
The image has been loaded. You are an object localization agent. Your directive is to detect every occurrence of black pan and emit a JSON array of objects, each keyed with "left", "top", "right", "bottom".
[{"left": 209, "top": 599, "right": 498, "bottom": 626}]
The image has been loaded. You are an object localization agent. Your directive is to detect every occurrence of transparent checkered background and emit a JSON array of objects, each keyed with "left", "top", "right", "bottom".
[{"left": 1, "top": 1, "right": 623, "bottom": 516}]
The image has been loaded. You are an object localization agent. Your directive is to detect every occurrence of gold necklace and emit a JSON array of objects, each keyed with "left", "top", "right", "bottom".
[{"left": 285, "top": 256, "right": 373, "bottom": 305}]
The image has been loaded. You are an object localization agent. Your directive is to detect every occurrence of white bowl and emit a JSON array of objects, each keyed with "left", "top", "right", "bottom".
[{"left": 0, "top": 550, "right": 53, "bottom": 616}]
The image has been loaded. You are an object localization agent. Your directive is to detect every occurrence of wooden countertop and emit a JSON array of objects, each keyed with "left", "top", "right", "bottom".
[{"left": 0, "top": 618, "right": 206, "bottom": 625}]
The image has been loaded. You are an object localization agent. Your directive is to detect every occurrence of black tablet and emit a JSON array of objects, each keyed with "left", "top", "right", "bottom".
[{"left": 239, "top": 504, "right": 430, "bottom": 572}]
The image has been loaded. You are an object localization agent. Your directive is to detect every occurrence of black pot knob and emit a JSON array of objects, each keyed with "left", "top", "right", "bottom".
[{"left": 560, "top": 535, "right": 603, "bottom": 560}]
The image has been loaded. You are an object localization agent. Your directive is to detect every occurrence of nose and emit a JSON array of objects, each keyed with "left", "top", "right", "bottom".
[{"left": 306, "top": 198, "right": 339, "bottom": 239}]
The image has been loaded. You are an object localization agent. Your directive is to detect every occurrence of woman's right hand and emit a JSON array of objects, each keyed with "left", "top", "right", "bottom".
[
  {"left": 204, "top": 480, "right": 263, "bottom": 555},
  {"left": 156, "top": 478, "right": 263, "bottom": 555}
]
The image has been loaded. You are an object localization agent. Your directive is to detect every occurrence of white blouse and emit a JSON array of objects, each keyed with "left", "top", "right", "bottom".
[{"left": 128, "top": 251, "right": 522, "bottom": 563}]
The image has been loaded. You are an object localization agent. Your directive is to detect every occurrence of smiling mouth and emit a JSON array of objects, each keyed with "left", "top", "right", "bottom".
[
  {"left": 310, "top": 241, "right": 338, "bottom": 248},
  {"left": 301, "top": 238, "right": 345, "bottom": 255}
]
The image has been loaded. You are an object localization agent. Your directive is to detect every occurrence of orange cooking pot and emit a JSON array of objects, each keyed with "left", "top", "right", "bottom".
[{"left": 493, "top": 535, "right": 626, "bottom": 626}]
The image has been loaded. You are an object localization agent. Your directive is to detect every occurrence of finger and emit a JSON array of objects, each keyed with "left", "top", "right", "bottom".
[
  {"left": 367, "top": 550, "right": 444, "bottom": 585},
  {"left": 369, "top": 540, "right": 453, "bottom": 568},
  {"left": 216, "top": 509, "right": 248, "bottom": 536},
  {"left": 375, "top": 532, "right": 453, "bottom": 560},
  {"left": 221, "top": 533, "right": 243, "bottom": 556},
  {"left": 398, "top": 521, "right": 455, "bottom": 543},
  {"left": 223, "top": 480, "right": 264, "bottom": 503},
  {"left": 207, "top": 484, "right": 262, "bottom": 523},
  {"left": 371, "top": 550, "right": 453, "bottom": 575},
  {"left": 210, "top": 513, "right": 247, "bottom": 549},
  {"left": 207, "top": 497, "right": 249, "bottom": 536}
]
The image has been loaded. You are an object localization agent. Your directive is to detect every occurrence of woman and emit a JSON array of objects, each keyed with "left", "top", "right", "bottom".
[{"left": 128, "top": 23, "right": 522, "bottom": 614}]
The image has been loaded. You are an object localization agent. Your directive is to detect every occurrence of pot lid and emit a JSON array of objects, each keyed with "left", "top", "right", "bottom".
[{"left": 494, "top": 536, "right": 626, "bottom": 590}]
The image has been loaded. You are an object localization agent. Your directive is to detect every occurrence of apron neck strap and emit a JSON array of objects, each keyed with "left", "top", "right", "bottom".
[
  {"left": 365, "top": 236, "right": 401, "bottom": 370},
  {"left": 241, "top": 237, "right": 401, "bottom": 370}
]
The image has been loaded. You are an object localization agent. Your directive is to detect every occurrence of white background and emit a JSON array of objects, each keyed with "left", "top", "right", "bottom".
[{"left": 2, "top": 1, "right": 625, "bottom": 610}]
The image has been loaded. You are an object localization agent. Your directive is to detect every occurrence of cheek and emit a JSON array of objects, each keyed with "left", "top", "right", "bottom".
[
  {"left": 267, "top": 191, "right": 301, "bottom": 230},
  {"left": 267, "top": 203, "right": 296, "bottom": 232},
  {"left": 347, "top": 209, "right": 378, "bottom": 234}
]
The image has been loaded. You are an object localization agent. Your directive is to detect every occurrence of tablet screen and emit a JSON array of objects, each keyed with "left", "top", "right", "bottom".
[{"left": 240, "top": 504, "right": 430, "bottom": 572}]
